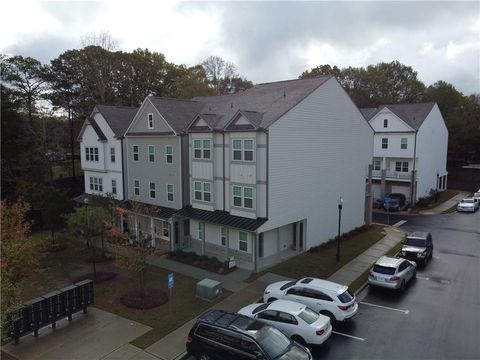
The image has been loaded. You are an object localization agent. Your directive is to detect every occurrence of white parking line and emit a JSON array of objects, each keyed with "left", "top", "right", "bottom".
[
  {"left": 332, "top": 331, "right": 366, "bottom": 341},
  {"left": 393, "top": 220, "right": 407, "bottom": 227},
  {"left": 433, "top": 255, "right": 440, "bottom": 259},
  {"left": 360, "top": 301, "right": 409, "bottom": 314},
  {"left": 417, "top": 275, "right": 430, "bottom": 281}
]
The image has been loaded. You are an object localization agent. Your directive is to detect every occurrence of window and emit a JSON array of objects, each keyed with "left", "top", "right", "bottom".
[
  {"left": 193, "top": 139, "right": 211, "bottom": 160},
  {"left": 232, "top": 186, "right": 254, "bottom": 209},
  {"left": 89, "top": 176, "right": 103, "bottom": 192},
  {"left": 133, "top": 145, "right": 139, "bottom": 161},
  {"left": 165, "top": 146, "right": 173, "bottom": 164},
  {"left": 166, "top": 184, "right": 174, "bottom": 202},
  {"left": 382, "top": 138, "right": 388, "bottom": 149},
  {"left": 277, "top": 312, "right": 298, "bottom": 325},
  {"left": 395, "top": 162, "right": 409, "bottom": 172},
  {"left": 239, "top": 231, "right": 248, "bottom": 252},
  {"left": 194, "top": 181, "right": 202, "bottom": 201},
  {"left": 149, "top": 182, "right": 156, "bottom": 198},
  {"left": 111, "top": 179, "right": 117, "bottom": 194},
  {"left": 193, "top": 181, "right": 211, "bottom": 202},
  {"left": 147, "top": 113, "right": 153, "bottom": 129},
  {"left": 402, "top": 162, "right": 409, "bottom": 172},
  {"left": 257, "top": 310, "right": 277, "bottom": 321},
  {"left": 221, "top": 227, "right": 228, "bottom": 246},
  {"left": 85, "top": 147, "right": 99, "bottom": 162},
  {"left": 148, "top": 145, "right": 155, "bottom": 162},
  {"left": 384, "top": 119, "right": 388, "bottom": 128},
  {"left": 110, "top": 147, "right": 116, "bottom": 163},
  {"left": 204, "top": 182, "right": 211, "bottom": 202},
  {"left": 401, "top": 138, "right": 408, "bottom": 149},
  {"left": 198, "top": 222, "right": 205, "bottom": 241},
  {"left": 134, "top": 180, "right": 140, "bottom": 196},
  {"left": 232, "top": 139, "right": 255, "bottom": 161},
  {"left": 373, "top": 160, "right": 381, "bottom": 171}
]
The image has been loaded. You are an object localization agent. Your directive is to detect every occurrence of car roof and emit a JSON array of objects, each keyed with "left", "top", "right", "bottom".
[
  {"left": 266, "top": 299, "right": 305, "bottom": 314},
  {"left": 375, "top": 256, "right": 404, "bottom": 268},
  {"left": 461, "top": 198, "right": 475, "bottom": 201},
  {"left": 407, "top": 232, "right": 430, "bottom": 239},
  {"left": 298, "top": 277, "right": 347, "bottom": 294}
]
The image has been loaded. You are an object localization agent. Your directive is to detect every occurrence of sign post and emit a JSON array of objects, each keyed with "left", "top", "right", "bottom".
[{"left": 167, "top": 272, "right": 174, "bottom": 320}]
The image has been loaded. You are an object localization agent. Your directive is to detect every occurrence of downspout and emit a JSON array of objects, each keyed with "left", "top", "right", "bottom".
[
  {"left": 265, "top": 130, "right": 269, "bottom": 218},
  {"left": 223, "top": 131, "right": 226, "bottom": 212},
  {"left": 120, "top": 136, "right": 126, "bottom": 201},
  {"left": 412, "top": 130, "right": 418, "bottom": 205}
]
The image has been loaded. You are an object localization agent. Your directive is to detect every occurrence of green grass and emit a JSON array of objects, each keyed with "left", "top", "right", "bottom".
[
  {"left": 411, "top": 189, "right": 459, "bottom": 212},
  {"left": 16, "top": 231, "right": 229, "bottom": 350},
  {"left": 249, "top": 226, "right": 385, "bottom": 282}
]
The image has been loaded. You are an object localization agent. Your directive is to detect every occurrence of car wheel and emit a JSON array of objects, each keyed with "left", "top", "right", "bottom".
[
  {"left": 320, "top": 310, "right": 336, "bottom": 323},
  {"left": 198, "top": 353, "right": 212, "bottom": 360},
  {"left": 291, "top": 335, "right": 307, "bottom": 346},
  {"left": 399, "top": 280, "right": 406, "bottom": 292},
  {"left": 267, "top": 297, "right": 277, "bottom": 303}
]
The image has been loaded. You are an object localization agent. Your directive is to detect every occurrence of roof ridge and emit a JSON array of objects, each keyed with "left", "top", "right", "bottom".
[
  {"left": 149, "top": 96, "right": 203, "bottom": 103},
  {"left": 255, "top": 75, "right": 332, "bottom": 87},
  {"left": 96, "top": 105, "right": 138, "bottom": 109}
]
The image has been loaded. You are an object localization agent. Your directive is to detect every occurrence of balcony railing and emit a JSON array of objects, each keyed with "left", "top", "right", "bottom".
[{"left": 370, "top": 170, "right": 412, "bottom": 180}]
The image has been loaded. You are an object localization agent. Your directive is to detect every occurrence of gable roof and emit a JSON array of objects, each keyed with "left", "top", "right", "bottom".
[
  {"left": 88, "top": 117, "right": 107, "bottom": 141},
  {"left": 147, "top": 97, "right": 205, "bottom": 133},
  {"left": 361, "top": 102, "right": 436, "bottom": 130},
  {"left": 95, "top": 105, "right": 139, "bottom": 137}
]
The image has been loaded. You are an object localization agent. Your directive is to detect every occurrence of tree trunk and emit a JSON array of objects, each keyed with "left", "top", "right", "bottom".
[{"left": 68, "top": 106, "right": 76, "bottom": 178}]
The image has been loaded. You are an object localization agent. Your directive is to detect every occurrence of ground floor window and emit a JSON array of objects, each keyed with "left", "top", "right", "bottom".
[
  {"left": 89, "top": 176, "right": 103, "bottom": 192},
  {"left": 239, "top": 231, "right": 248, "bottom": 252},
  {"left": 111, "top": 179, "right": 117, "bottom": 194},
  {"left": 373, "top": 160, "right": 381, "bottom": 171},
  {"left": 154, "top": 219, "right": 170, "bottom": 240}
]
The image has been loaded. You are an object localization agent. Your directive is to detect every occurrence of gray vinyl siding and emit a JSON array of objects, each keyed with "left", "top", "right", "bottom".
[
  {"left": 126, "top": 136, "right": 182, "bottom": 209},
  {"left": 180, "top": 134, "right": 190, "bottom": 207},
  {"left": 258, "top": 77, "right": 373, "bottom": 249},
  {"left": 129, "top": 100, "right": 173, "bottom": 133}
]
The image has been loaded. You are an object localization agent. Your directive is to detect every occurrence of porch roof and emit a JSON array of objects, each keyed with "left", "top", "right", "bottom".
[
  {"left": 123, "top": 201, "right": 178, "bottom": 220},
  {"left": 175, "top": 206, "right": 267, "bottom": 231}
]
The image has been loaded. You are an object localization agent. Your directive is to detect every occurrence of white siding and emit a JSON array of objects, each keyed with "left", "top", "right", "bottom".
[
  {"left": 373, "top": 133, "right": 416, "bottom": 159},
  {"left": 370, "top": 110, "right": 414, "bottom": 132},
  {"left": 258, "top": 77, "right": 373, "bottom": 250}
]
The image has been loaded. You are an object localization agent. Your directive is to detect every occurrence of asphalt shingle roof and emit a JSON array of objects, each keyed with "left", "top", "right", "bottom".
[
  {"left": 96, "top": 105, "right": 139, "bottom": 137},
  {"left": 148, "top": 97, "right": 205, "bottom": 133},
  {"left": 361, "top": 102, "right": 436, "bottom": 130}
]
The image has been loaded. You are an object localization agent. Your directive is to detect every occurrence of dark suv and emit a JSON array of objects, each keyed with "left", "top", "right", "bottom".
[
  {"left": 186, "top": 309, "right": 312, "bottom": 360},
  {"left": 383, "top": 193, "right": 407, "bottom": 211},
  {"left": 399, "top": 232, "right": 433, "bottom": 266}
]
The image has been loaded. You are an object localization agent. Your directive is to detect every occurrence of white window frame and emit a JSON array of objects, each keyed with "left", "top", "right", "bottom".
[
  {"left": 165, "top": 145, "right": 173, "bottom": 164},
  {"left": 381, "top": 138, "right": 388, "bottom": 149},
  {"left": 232, "top": 185, "right": 254, "bottom": 209},
  {"left": 148, "top": 145, "right": 155, "bottom": 163},
  {"left": 149, "top": 181, "right": 156, "bottom": 198},
  {"left": 134, "top": 179, "right": 140, "bottom": 196},
  {"left": 395, "top": 161, "right": 409, "bottom": 173},
  {"left": 166, "top": 184, "right": 174, "bottom": 202},
  {"left": 193, "top": 181, "right": 212, "bottom": 202},
  {"left": 221, "top": 227, "right": 228, "bottom": 246},
  {"left": 89, "top": 177, "right": 94, "bottom": 190},
  {"left": 373, "top": 160, "right": 381, "bottom": 171},
  {"left": 198, "top": 222, "right": 205, "bottom": 241},
  {"left": 147, "top": 113, "right": 154, "bottom": 129},
  {"left": 383, "top": 119, "right": 388, "bottom": 128},
  {"left": 111, "top": 179, "right": 117, "bottom": 194},
  {"left": 133, "top": 145, "right": 139, "bottom": 161},
  {"left": 239, "top": 231, "right": 248, "bottom": 252},
  {"left": 85, "top": 147, "right": 99, "bottom": 162},
  {"left": 232, "top": 139, "right": 255, "bottom": 162},
  {"left": 155, "top": 220, "right": 170, "bottom": 240},
  {"left": 193, "top": 139, "right": 211, "bottom": 160},
  {"left": 89, "top": 176, "right": 103, "bottom": 192},
  {"left": 110, "top": 147, "right": 116, "bottom": 163},
  {"left": 401, "top": 138, "right": 408, "bottom": 149}
]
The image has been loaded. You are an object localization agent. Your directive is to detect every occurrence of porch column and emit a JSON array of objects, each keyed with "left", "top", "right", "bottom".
[
  {"left": 295, "top": 222, "right": 301, "bottom": 253},
  {"left": 276, "top": 227, "right": 280, "bottom": 253},
  {"left": 134, "top": 213, "right": 139, "bottom": 241},
  {"left": 225, "top": 228, "right": 229, "bottom": 261},
  {"left": 150, "top": 217, "right": 155, "bottom": 247},
  {"left": 170, "top": 218, "right": 175, "bottom": 252},
  {"left": 380, "top": 169, "right": 387, "bottom": 198},
  {"left": 253, "top": 233, "right": 258, "bottom": 273},
  {"left": 202, "top": 224, "right": 206, "bottom": 255},
  {"left": 120, "top": 213, "right": 124, "bottom": 233},
  {"left": 365, "top": 164, "right": 373, "bottom": 225}
]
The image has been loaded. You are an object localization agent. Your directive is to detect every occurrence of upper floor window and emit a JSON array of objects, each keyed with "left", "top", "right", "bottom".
[
  {"left": 373, "top": 160, "right": 381, "bottom": 171},
  {"left": 133, "top": 145, "right": 139, "bottom": 161},
  {"left": 89, "top": 176, "right": 103, "bottom": 192},
  {"left": 166, "top": 184, "right": 174, "bottom": 202},
  {"left": 194, "top": 181, "right": 212, "bottom": 202},
  {"left": 383, "top": 119, "right": 388, "bottom": 128},
  {"left": 239, "top": 231, "right": 248, "bottom": 252},
  {"left": 232, "top": 139, "right": 254, "bottom": 161},
  {"left": 110, "top": 147, "right": 116, "bottom": 163},
  {"left": 149, "top": 182, "right": 156, "bottom": 198},
  {"left": 193, "top": 139, "right": 211, "bottom": 160},
  {"left": 148, "top": 145, "right": 155, "bottom": 162},
  {"left": 381, "top": 138, "right": 388, "bottom": 149},
  {"left": 165, "top": 146, "right": 173, "bottom": 164},
  {"left": 111, "top": 179, "right": 117, "bottom": 195},
  {"left": 85, "top": 147, "right": 99, "bottom": 162},
  {"left": 148, "top": 113, "right": 154, "bottom": 129},
  {"left": 134, "top": 179, "right": 140, "bottom": 196},
  {"left": 401, "top": 138, "right": 408, "bottom": 149},
  {"left": 232, "top": 185, "right": 254, "bottom": 209},
  {"left": 395, "top": 162, "right": 409, "bottom": 173}
]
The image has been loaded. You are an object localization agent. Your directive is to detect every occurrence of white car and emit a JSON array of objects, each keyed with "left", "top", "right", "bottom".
[
  {"left": 368, "top": 256, "right": 417, "bottom": 291},
  {"left": 473, "top": 192, "right": 480, "bottom": 205},
  {"left": 263, "top": 278, "right": 358, "bottom": 322},
  {"left": 457, "top": 198, "right": 478, "bottom": 212},
  {"left": 238, "top": 299, "right": 332, "bottom": 346}
]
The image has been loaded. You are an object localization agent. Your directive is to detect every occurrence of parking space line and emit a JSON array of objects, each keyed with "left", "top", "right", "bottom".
[
  {"left": 393, "top": 220, "right": 407, "bottom": 227},
  {"left": 417, "top": 275, "right": 430, "bottom": 281},
  {"left": 332, "top": 331, "right": 366, "bottom": 341},
  {"left": 360, "top": 301, "right": 409, "bottom": 314}
]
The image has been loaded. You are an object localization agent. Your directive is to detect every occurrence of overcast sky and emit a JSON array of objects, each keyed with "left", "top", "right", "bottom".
[{"left": 2, "top": 1, "right": 479, "bottom": 95}]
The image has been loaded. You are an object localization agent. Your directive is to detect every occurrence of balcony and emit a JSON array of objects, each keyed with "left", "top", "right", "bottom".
[{"left": 370, "top": 170, "right": 412, "bottom": 181}]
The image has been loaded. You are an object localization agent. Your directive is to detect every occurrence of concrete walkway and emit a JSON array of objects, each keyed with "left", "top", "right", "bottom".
[{"left": 418, "top": 191, "right": 469, "bottom": 215}]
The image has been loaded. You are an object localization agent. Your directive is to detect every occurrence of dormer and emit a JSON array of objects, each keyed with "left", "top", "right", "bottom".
[{"left": 224, "top": 110, "right": 263, "bottom": 132}]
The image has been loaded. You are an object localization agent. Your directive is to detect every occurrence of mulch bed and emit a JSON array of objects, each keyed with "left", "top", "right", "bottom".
[
  {"left": 72, "top": 271, "right": 118, "bottom": 284},
  {"left": 169, "top": 251, "right": 236, "bottom": 274},
  {"left": 87, "top": 253, "right": 114, "bottom": 263},
  {"left": 41, "top": 243, "right": 68, "bottom": 253},
  {"left": 120, "top": 289, "right": 168, "bottom": 309}
]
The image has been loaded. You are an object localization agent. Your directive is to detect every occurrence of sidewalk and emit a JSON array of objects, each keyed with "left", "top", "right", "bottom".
[
  {"left": 145, "top": 226, "right": 405, "bottom": 360},
  {"left": 417, "top": 191, "right": 469, "bottom": 215}
]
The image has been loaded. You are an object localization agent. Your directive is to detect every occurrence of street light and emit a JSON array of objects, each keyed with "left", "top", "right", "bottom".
[{"left": 336, "top": 197, "right": 343, "bottom": 263}]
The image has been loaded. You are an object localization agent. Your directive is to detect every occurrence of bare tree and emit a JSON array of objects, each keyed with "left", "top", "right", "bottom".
[
  {"left": 201, "top": 56, "right": 236, "bottom": 93},
  {"left": 81, "top": 31, "right": 119, "bottom": 51}
]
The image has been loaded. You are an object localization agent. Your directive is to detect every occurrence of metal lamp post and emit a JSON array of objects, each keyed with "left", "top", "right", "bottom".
[
  {"left": 336, "top": 197, "right": 343, "bottom": 263},
  {"left": 436, "top": 172, "right": 439, "bottom": 202}
]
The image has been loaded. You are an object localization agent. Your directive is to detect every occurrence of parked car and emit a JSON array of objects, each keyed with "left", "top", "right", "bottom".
[
  {"left": 383, "top": 193, "right": 406, "bottom": 211},
  {"left": 238, "top": 299, "right": 332, "bottom": 346},
  {"left": 457, "top": 198, "right": 478, "bottom": 213},
  {"left": 186, "top": 309, "right": 312, "bottom": 360},
  {"left": 263, "top": 278, "right": 358, "bottom": 322},
  {"left": 399, "top": 232, "right": 433, "bottom": 266},
  {"left": 373, "top": 198, "right": 384, "bottom": 209},
  {"left": 473, "top": 192, "right": 480, "bottom": 205},
  {"left": 368, "top": 256, "right": 417, "bottom": 291}
]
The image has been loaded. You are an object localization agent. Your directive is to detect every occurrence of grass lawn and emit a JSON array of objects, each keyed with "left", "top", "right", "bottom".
[
  {"left": 410, "top": 189, "right": 459, "bottom": 212},
  {"left": 249, "top": 225, "right": 385, "bottom": 282},
  {"left": 15, "top": 231, "right": 229, "bottom": 350}
]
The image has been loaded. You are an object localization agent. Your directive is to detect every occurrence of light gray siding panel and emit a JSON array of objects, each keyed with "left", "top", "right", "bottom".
[
  {"left": 262, "top": 229, "right": 278, "bottom": 257},
  {"left": 130, "top": 100, "right": 173, "bottom": 133},
  {"left": 230, "top": 164, "right": 256, "bottom": 185},
  {"left": 191, "top": 161, "right": 214, "bottom": 180},
  {"left": 181, "top": 135, "right": 190, "bottom": 207},
  {"left": 258, "top": 77, "right": 373, "bottom": 249}
]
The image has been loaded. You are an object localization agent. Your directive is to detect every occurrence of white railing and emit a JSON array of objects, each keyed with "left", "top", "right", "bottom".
[{"left": 368, "top": 169, "right": 412, "bottom": 180}]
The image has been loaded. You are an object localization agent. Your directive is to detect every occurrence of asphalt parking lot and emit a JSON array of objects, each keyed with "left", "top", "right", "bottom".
[{"left": 310, "top": 210, "right": 480, "bottom": 359}]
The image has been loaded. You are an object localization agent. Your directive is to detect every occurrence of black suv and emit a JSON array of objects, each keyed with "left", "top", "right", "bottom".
[
  {"left": 399, "top": 232, "right": 433, "bottom": 266},
  {"left": 186, "top": 309, "right": 312, "bottom": 360}
]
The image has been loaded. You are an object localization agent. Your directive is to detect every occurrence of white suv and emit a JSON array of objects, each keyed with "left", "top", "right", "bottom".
[{"left": 263, "top": 278, "right": 358, "bottom": 322}]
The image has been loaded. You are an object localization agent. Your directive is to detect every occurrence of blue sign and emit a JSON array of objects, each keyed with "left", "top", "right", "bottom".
[{"left": 168, "top": 272, "right": 174, "bottom": 289}]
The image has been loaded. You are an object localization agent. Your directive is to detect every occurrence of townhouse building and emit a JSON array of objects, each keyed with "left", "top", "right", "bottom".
[{"left": 361, "top": 102, "right": 448, "bottom": 205}]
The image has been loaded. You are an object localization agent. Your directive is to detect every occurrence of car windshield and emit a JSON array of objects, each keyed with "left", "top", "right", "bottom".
[
  {"left": 405, "top": 238, "right": 426, "bottom": 247},
  {"left": 461, "top": 199, "right": 474, "bottom": 204},
  {"left": 255, "top": 326, "right": 291, "bottom": 359},
  {"left": 337, "top": 289, "right": 354, "bottom": 304},
  {"left": 297, "top": 307, "right": 319, "bottom": 324},
  {"left": 279, "top": 281, "right": 297, "bottom": 291},
  {"left": 252, "top": 303, "right": 270, "bottom": 314},
  {"left": 372, "top": 265, "right": 396, "bottom": 275}
]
